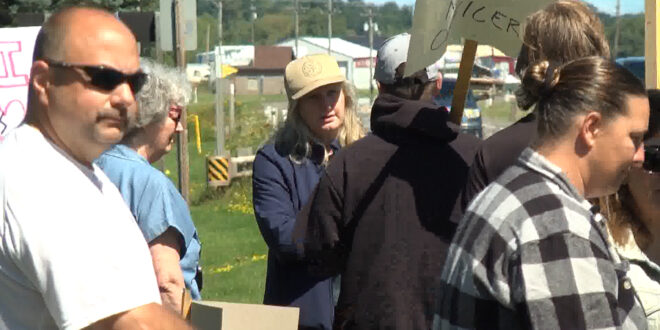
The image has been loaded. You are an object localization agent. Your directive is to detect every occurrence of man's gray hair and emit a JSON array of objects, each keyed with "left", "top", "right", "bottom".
[{"left": 134, "top": 58, "right": 191, "bottom": 128}]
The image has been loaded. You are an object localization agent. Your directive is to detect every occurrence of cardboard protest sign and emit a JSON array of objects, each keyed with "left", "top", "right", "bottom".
[
  {"left": 405, "top": 0, "right": 554, "bottom": 77},
  {"left": 0, "top": 26, "right": 40, "bottom": 140},
  {"left": 190, "top": 300, "right": 299, "bottom": 330}
]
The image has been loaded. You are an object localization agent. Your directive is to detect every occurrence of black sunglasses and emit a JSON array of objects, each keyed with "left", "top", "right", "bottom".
[
  {"left": 45, "top": 59, "right": 147, "bottom": 94},
  {"left": 644, "top": 145, "right": 660, "bottom": 173}
]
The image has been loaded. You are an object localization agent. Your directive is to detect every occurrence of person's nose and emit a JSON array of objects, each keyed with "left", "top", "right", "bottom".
[
  {"left": 110, "top": 81, "right": 136, "bottom": 111},
  {"left": 321, "top": 94, "right": 334, "bottom": 112}
]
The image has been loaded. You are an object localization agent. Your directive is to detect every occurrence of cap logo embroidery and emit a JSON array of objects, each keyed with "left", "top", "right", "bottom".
[{"left": 302, "top": 60, "right": 322, "bottom": 78}]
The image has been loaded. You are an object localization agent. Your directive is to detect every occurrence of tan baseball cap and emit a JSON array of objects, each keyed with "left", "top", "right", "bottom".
[{"left": 285, "top": 54, "right": 346, "bottom": 100}]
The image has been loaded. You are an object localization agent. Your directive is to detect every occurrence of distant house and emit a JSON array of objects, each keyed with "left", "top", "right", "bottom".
[
  {"left": 198, "top": 45, "right": 293, "bottom": 96},
  {"left": 277, "top": 37, "right": 377, "bottom": 90},
  {"left": 197, "top": 46, "right": 254, "bottom": 67},
  {"left": 233, "top": 45, "right": 294, "bottom": 96},
  {"left": 343, "top": 35, "right": 388, "bottom": 51},
  {"left": 478, "top": 55, "right": 516, "bottom": 81}
]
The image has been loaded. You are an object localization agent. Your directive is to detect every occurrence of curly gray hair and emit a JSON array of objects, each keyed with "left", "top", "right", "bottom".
[{"left": 134, "top": 58, "right": 191, "bottom": 128}]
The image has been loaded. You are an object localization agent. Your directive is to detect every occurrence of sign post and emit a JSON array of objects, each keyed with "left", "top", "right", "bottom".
[
  {"left": 646, "top": 0, "right": 659, "bottom": 88},
  {"left": 173, "top": 0, "right": 190, "bottom": 203},
  {"left": 215, "top": 1, "right": 225, "bottom": 157},
  {"left": 449, "top": 39, "right": 478, "bottom": 125},
  {"left": 160, "top": 0, "right": 196, "bottom": 201},
  {"left": 159, "top": 0, "right": 197, "bottom": 52}
]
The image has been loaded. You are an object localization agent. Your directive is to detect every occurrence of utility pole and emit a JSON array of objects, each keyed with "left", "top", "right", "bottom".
[
  {"left": 294, "top": 0, "right": 299, "bottom": 57},
  {"left": 155, "top": 11, "right": 163, "bottom": 63},
  {"left": 205, "top": 24, "right": 210, "bottom": 64},
  {"left": 229, "top": 82, "right": 235, "bottom": 133},
  {"left": 251, "top": 0, "right": 256, "bottom": 45},
  {"left": 215, "top": 0, "right": 226, "bottom": 156},
  {"left": 368, "top": 9, "right": 374, "bottom": 104},
  {"left": 363, "top": 7, "right": 376, "bottom": 104},
  {"left": 327, "top": 0, "right": 332, "bottom": 54},
  {"left": 154, "top": 11, "right": 164, "bottom": 172},
  {"left": 614, "top": 0, "right": 621, "bottom": 58},
  {"left": 173, "top": 0, "right": 190, "bottom": 202}
]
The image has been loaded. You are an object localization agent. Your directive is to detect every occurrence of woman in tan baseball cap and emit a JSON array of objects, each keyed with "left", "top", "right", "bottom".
[{"left": 252, "top": 53, "right": 364, "bottom": 329}]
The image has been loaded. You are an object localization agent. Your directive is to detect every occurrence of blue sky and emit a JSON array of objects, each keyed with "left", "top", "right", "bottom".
[{"left": 369, "top": 0, "right": 645, "bottom": 15}]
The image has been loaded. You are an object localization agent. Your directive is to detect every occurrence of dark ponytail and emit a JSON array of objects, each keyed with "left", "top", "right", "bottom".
[
  {"left": 515, "top": 61, "right": 561, "bottom": 111},
  {"left": 519, "top": 56, "right": 645, "bottom": 142}
]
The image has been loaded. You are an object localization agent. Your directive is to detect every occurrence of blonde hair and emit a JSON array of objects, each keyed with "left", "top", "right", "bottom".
[
  {"left": 515, "top": 1, "right": 610, "bottom": 78},
  {"left": 273, "top": 81, "right": 365, "bottom": 164},
  {"left": 599, "top": 189, "right": 651, "bottom": 249}
]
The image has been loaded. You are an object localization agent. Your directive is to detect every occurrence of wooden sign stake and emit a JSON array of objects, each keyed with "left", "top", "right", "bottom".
[
  {"left": 646, "top": 0, "right": 659, "bottom": 88},
  {"left": 449, "top": 39, "right": 478, "bottom": 126}
]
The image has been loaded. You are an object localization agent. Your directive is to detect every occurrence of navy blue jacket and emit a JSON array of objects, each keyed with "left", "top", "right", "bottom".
[{"left": 253, "top": 141, "right": 339, "bottom": 330}]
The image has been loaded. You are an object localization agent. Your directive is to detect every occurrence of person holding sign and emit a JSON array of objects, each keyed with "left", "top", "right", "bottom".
[
  {"left": 459, "top": 1, "right": 611, "bottom": 214},
  {"left": 436, "top": 57, "right": 649, "bottom": 329},
  {"left": 293, "top": 33, "right": 480, "bottom": 329},
  {"left": 95, "top": 59, "right": 202, "bottom": 313},
  {"left": 252, "top": 53, "right": 364, "bottom": 330},
  {"left": 0, "top": 6, "right": 190, "bottom": 329}
]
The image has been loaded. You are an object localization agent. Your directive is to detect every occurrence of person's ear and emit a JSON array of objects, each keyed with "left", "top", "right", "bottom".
[
  {"left": 432, "top": 77, "right": 443, "bottom": 97},
  {"left": 30, "top": 60, "right": 51, "bottom": 107},
  {"left": 579, "top": 111, "right": 603, "bottom": 150}
]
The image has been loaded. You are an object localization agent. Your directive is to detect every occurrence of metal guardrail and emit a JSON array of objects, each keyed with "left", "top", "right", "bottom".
[
  {"left": 230, "top": 155, "right": 255, "bottom": 178},
  {"left": 206, "top": 154, "right": 256, "bottom": 188}
]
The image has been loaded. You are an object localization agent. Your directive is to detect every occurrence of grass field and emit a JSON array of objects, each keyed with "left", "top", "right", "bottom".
[
  {"left": 159, "top": 84, "right": 286, "bottom": 304},
  {"left": 480, "top": 97, "right": 525, "bottom": 124}
]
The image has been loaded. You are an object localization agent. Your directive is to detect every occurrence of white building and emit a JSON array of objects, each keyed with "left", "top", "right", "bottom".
[
  {"left": 277, "top": 37, "right": 377, "bottom": 90},
  {"left": 197, "top": 38, "right": 378, "bottom": 90},
  {"left": 196, "top": 45, "right": 254, "bottom": 67}
]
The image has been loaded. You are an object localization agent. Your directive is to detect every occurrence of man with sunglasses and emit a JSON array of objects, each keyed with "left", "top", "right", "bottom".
[{"left": 0, "top": 6, "right": 191, "bottom": 329}]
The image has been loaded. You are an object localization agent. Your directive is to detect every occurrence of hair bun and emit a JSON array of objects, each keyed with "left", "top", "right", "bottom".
[{"left": 515, "top": 60, "right": 561, "bottom": 110}]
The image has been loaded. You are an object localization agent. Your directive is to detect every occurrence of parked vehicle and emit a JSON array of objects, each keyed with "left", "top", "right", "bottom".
[
  {"left": 433, "top": 77, "right": 483, "bottom": 139},
  {"left": 186, "top": 63, "right": 211, "bottom": 83},
  {"left": 616, "top": 56, "right": 645, "bottom": 83}
]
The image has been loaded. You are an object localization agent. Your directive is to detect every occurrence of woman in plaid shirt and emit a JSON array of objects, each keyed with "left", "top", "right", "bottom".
[{"left": 436, "top": 57, "right": 650, "bottom": 329}]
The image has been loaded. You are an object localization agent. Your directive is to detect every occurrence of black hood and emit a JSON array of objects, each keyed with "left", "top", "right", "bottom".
[{"left": 370, "top": 93, "right": 460, "bottom": 142}]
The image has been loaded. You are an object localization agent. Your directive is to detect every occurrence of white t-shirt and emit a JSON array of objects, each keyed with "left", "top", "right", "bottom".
[{"left": 0, "top": 125, "right": 161, "bottom": 330}]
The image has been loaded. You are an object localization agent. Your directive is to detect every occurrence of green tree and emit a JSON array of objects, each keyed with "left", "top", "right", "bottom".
[
  {"left": 375, "top": 1, "right": 411, "bottom": 36},
  {"left": 197, "top": 13, "right": 219, "bottom": 53},
  {"left": 601, "top": 11, "right": 644, "bottom": 58},
  {"left": 255, "top": 13, "right": 293, "bottom": 45}
]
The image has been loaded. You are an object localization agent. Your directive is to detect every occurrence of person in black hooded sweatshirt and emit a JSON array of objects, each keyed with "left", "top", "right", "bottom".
[{"left": 292, "top": 33, "right": 480, "bottom": 330}]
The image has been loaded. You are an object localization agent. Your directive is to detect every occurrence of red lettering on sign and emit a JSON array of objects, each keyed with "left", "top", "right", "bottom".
[
  {"left": 0, "top": 41, "right": 29, "bottom": 88},
  {"left": 0, "top": 99, "right": 26, "bottom": 134}
]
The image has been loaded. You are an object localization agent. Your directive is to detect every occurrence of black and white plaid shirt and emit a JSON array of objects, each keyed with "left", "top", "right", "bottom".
[{"left": 434, "top": 148, "right": 647, "bottom": 330}]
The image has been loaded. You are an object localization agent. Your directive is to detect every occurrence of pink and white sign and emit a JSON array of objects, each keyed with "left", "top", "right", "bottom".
[{"left": 0, "top": 26, "right": 40, "bottom": 139}]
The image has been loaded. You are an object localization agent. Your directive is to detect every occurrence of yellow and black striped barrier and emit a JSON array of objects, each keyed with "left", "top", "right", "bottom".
[{"left": 207, "top": 156, "right": 230, "bottom": 187}]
